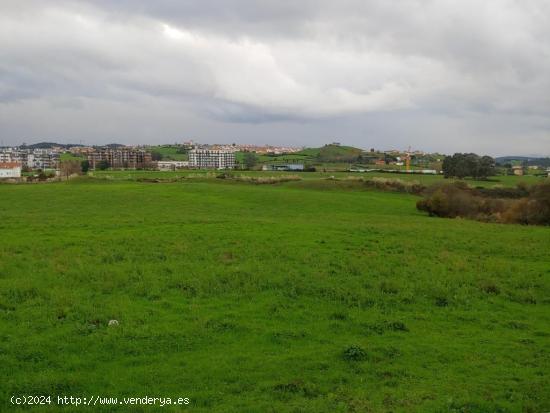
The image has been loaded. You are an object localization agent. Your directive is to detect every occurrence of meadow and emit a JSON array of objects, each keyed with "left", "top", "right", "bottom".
[
  {"left": 1, "top": 176, "right": 549, "bottom": 412},
  {"left": 90, "top": 169, "right": 543, "bottom": 188}
]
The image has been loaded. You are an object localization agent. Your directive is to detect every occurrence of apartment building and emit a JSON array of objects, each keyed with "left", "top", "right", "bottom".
[
  {"left": 189, "top": 149, "right": 235, "bottom": 169},
  {"left": 87, "top": 148, "right": 152, "bottom": 169},
  {"left": 0, "top": 148, "right": 59, "bottom": 169}
]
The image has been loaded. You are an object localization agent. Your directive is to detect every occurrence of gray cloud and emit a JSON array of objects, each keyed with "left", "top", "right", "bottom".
[{"left": 0, "top": 0, "right": 549, "bottom": 154}]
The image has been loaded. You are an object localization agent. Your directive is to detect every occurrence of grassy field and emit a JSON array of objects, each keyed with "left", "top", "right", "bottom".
[
  {"left": 149, "top": 146, "right": 189, "bottom": 161},
  {"left": 1, "top": 177, "right": 549, "bottom": 412},
  {"left": 90, "top": 169, "right": 544, "bottom": 188},
  {"left": 59, "top": 153, "right": 84, "bottom": 162}
]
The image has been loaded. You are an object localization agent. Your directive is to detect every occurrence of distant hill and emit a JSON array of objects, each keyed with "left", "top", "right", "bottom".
[
  {"left": 496, "top": 156, "right": 550, "bottom": 167},
  {"left": 296, "top": 144, "right": 364, "bottom": 163},
  {"left": 317, "top": 144, "right": 364, "bottom": 162},
  {"left": 20, "top": 142, "right": 84, "bottom": 149},
  {"left": 17, "top": 142, "right": 128, "bottom": 149}
]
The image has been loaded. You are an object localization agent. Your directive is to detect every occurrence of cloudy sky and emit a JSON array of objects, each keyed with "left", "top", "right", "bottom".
[{"left": 1, "top": 1, "right": 549, "bottom": 155}]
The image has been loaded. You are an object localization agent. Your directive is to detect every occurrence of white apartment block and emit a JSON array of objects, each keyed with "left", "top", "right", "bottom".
[
  {"left": 189, "top": 149, "right": 235, "bottom": 169},
  {"left": 157, "top": 161, "right": 189, "bottom": 170}
]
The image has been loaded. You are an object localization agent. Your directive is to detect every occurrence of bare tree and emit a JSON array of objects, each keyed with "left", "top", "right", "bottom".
[{"left": 59, "top": 160, "right": 82, "bottom": 180}]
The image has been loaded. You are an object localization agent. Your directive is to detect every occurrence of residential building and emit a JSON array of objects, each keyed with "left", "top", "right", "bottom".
[
  {"left": 157, "top": 161, "right": 189, "bottom": 170},
  {"left": 0, "top": 162, "right": 22, "bottom": 179},
  {"left": 27, "top": 149, "right": 60, "bottom": 169},
  {"left": 87, "top": 148, "right": 152, "bottom": 169},
  {"left": 0, "top": 152, "right": 13, "bottom": 163},
  {"left": 0, "top": 148, "right": 59, "bottom": 169},
  {"left": 512, "top": 166, "right": 525, "bottom": 176},
  {"left": 189, "top": 149, "right": 235, "bottom": 169}
]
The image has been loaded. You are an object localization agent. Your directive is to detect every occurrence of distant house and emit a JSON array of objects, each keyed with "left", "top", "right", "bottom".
[
  {"left": 157, "top": 161, "right": 189, "bottom": 171},
  {"left": 262, "top": 164, "right": 304, "bottom": 171},
  {"left": 512, "top": 166, "right": 525, "bottom": 176},
  {"left": 0, "top": 162, "right": 22, "bottom": 179}
]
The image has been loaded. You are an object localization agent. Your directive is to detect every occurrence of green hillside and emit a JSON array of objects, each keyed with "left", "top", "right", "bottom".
[
  {"left": 149, "top": 145, "right": 189, "bottom": 161},
  {"left": 237, "top": 145, "right": 366, "bottom": 167},
  {"left": 316, "top": 145, "right": 363, "bottom": 162}
]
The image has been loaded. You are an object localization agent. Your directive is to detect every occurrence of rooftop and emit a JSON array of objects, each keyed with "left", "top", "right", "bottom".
[{"left": 0, "top": 162, "right": 22, "bottom": 169}]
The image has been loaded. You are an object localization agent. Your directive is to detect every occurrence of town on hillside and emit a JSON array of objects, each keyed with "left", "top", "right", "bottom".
[{"left": 1, "top": 141, "right": 549, "bottom": 182}]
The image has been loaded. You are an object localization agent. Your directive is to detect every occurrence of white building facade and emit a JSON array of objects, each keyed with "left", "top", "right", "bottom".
[
  {"left": 157, "top": 161, "right": 190, "bottom": 170},
  {"left": 0, "top": 162, "right": 22, "bottom": 179},
  {"left": 189, "top": 149, "right": 235, "bottom": 169}
]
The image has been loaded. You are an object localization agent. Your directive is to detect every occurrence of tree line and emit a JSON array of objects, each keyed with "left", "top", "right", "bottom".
[{"left": 442, "top": 153, "right": 496, "bottom": 179}]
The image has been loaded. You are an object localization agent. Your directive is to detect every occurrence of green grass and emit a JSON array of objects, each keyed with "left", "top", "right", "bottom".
[
  {"left": 1, "top": 178, "right": 549, "bottom": 412},
  {"left": 90, "top": 169, "right": 544, "bottom": 188},
  {"left": 149, "top": 145, "right": 189, "bottom": 161},
  {"left": 59, "top": 153, "right": 84, "bottom": 161}
]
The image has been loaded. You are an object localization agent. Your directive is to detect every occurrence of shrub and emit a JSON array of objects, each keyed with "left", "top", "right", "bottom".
[
  {"left": 233, "top": 175, "right": 302, "bottom": 184},
  {"left": 216, "top": 172, "right": 233, "bottom": 179},
  {"left": 435, "top": 296, "right": 449, "bottom": 307},
  {"left": 342, "top": 345, "right": 367, "bottom": 361},
  {"left": 477, "top": 185, "right": 529, "bottom": 199},
  {"left": 363, "top": 321, "right": 409, "bottom": 335},
  {"left": 387, "top": 321, "right": 409, "bottom": 332},
  {"left": 365, "top": 177, "right": 426, "bottom": 194},
  {"left": 479, "top": 281, "right": 500, "bottom": 295},
  {"left": 417, "top": 181, "right": 550, "bottom": 225},
  {"left": 417, "top": 182, "right": 481, "bottom": 218},
  {"left": 330, "top": 312, "right": 347, "bottom": 320},
  {"left": 502, "top": 181, "right": 550, "bottom": 225},
  {"left": 379, "top": 281, "right": 399, "bottom": 294}
]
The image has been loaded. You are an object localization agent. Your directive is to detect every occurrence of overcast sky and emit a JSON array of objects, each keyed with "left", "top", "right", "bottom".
[{"left": 1, "top": 1, "right": 549, "bottom": 155}]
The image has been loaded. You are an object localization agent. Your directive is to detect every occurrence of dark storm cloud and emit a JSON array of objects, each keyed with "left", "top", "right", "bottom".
[{"left": 0, "top": 0, "right": 549, "bottom": 154}]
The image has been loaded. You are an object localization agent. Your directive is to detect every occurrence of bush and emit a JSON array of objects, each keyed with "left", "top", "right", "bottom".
[
  {"left": 216, "top": 172, "right": 234, "bottom": 179},
  {"left": 417, "top": 181, "right": 550, "bottom": 226},
  {"left": 479, "top": 281, "right": 500, "bottom": 295},
  {"left": 502, "top": 181, "right": 550, "bottom": 225},
  {"left": 365, "top": 177, "right": 426, "bottom": 194},
  {"left": 435, "top": 296, "right": 449, "bottom": 307},
  {"left": 234, "top": 175, "right": 301, "bottom": 184},
  {"left": 363, "top": 321, "right": 409, "bottom": 334},
  {"left": 477, "top": 185, "right": 528, "bottom": 199},
  {"left": 342, "top": 345, "right": 367, "bottom": 361},
  {"left": 379, "top": 281, "right": 399, "bottom": 294}
]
